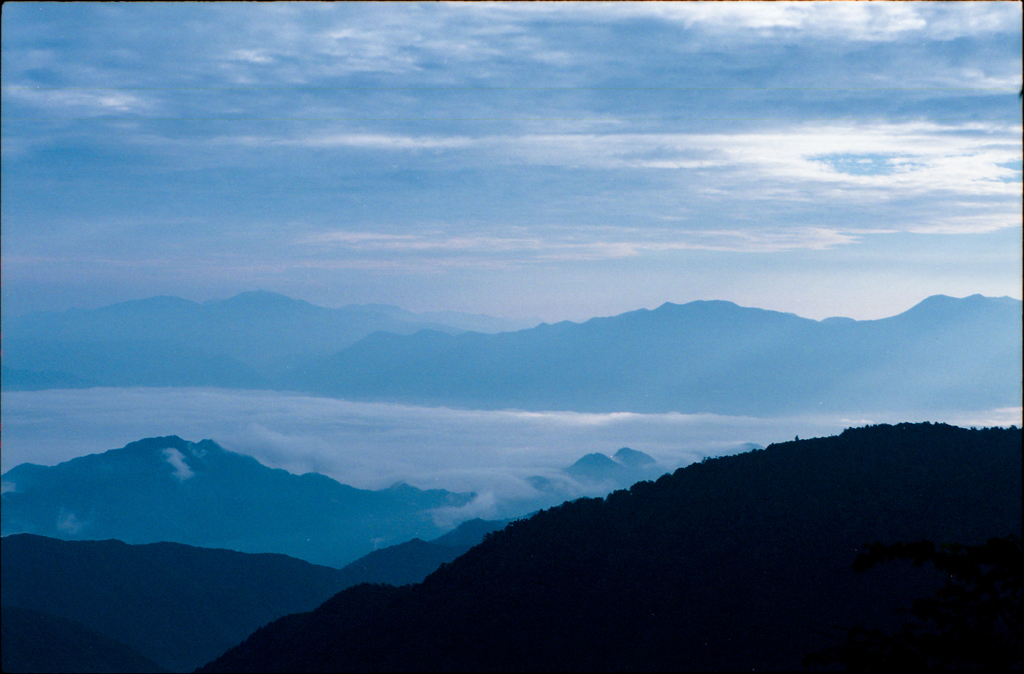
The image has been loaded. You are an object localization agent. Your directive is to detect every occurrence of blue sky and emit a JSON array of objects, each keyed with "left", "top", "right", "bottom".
[{"left": 2, "top": 2, "right": 1021, "bottom": 322}]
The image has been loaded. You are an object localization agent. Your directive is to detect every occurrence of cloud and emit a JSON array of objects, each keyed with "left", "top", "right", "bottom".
[
  {"left": 3, "top": 87, "right": 156, "bottom": 117},
  {"left": 162, "top": 447, "right": 195, "bottom": 481},
  {"left": 1, "top": 3, "right": 1019, "bottom": 320},
  {"left": 4, "top": 388, "right": 1019, "bottom": 522},
  {"left": 297, "top": 225, "right": 860, "bottom": 264},
  {"left": 57, "top": 509, "right": 86, "bottom": 534},
  {"left": 609, "top": 1, "right": 1016, "bottom": 42},
  {"left": 220, "top": 132, "right": 477, "bottom": 151}
]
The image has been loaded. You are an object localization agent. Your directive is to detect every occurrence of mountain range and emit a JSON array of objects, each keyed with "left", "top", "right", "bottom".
[
  {"left": 200, "top": 423, "right": 1022, "bottom": 672},
  {"left": 1, "top": 291, "right": 540, "bottom": 389},
  {"left": 2, "top": 424, "right": 1019, "bottom": 671},
  {"left": 301, "top": 294, "right": 1022, "bottom": 414},
  {"left": 1, "top": 517, "right": 509, "bottom": 673},
  {"left": 0, "top": 436, "right": 661, "bottom": 569},
  {"left": 0, "top": 436, "right": 474, "bottom": 568},
  {"left": 4, "top": 292, "right": 1020, "bottom": 417}
]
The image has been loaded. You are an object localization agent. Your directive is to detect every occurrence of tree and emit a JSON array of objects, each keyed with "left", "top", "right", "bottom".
[{"left": 807, "top": 536, "right": 1021, "bottom": 671}]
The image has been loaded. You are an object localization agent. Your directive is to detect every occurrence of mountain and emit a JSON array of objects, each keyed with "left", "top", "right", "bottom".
[
  {"left": 0, "top": 519, "right": 512, "bottom": 672},
  {"left": 1, "top": 606, "right": 167, "bottom": 674},
  {"left": 0, "top": 436, "right": 473, "bottom": 567},
  {"left": 301, "top": 294, "right": 1022, "bottom": 414},
  {"left": 346, "top": 303, "right": 542, "bottom": 334},
  {"left": 6, "top": 293, "right": 1017, "bottom": 416},
  {"left": 564, "top": 447, "right": 659, "bottom": 486},
  {"left": 0, "top": 535, "right": 356, "bottom": 672},
  {"left": 333, "top": 518, "right": 513, "bottom": 588},
  {"left": 199, "top": 423, "right": 1022, "bottom": 672},
  {"left": 1, "top": 291, "right": 537, "bottom": 389}
]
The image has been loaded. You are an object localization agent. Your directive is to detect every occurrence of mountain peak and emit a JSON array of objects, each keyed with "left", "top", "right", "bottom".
[
  {"left": 565, "top": 453, "right": 629, "bottom": 482},
  {"left": 212, "top": 291, "right": 314, "bottom": 310},
  {"left": 613, "top": 447, "right": 656, "bottom": 468},
  {"left": 896, "top": 294, "right": 1021, "bottom": 321}
]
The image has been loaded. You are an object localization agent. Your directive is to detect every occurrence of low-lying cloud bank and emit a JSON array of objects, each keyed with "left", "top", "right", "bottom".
[{"left": 2, "top": 387, "right": 1019, "bottom": 520}]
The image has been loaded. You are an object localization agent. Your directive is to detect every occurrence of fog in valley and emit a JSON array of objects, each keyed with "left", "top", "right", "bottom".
[{"left": 3, "top": 387, "right": 1019, "bottom": 524}]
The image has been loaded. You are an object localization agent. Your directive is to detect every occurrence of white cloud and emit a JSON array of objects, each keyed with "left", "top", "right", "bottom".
[
  {"left": 259, "top": 133, "right": 476, "bottom": 151},
  {"left": 162, "top": 447, "right": 195, "bottom": 481},
  {"left": 605, "top": 1, "right": 1015, "bottom": 42},
  {"left": 298, "top": 225, "right": 858, "bottom": 262},
  {"left": 4, "top": 87, "right": 155, "bottom": 116},
  {"left": 57, "top": 509, "right": 86, "bottom": 534},
  {"left": 3, "top": 388, "right": 1019, "bottom": 525}
]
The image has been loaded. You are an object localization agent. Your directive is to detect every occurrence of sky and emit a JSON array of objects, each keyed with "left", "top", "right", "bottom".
[{"left": 2, "top": 2, "right": 1021, "bottom": 323}]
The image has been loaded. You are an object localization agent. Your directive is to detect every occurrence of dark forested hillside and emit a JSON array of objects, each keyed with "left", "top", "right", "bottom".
[
  {"left": 1, "top": 605, "right": 167, "bottom": 674},
  {"left": 201, "top": 423, "right": 1022, "bottom": 672},
  {"left": 0, "top": 536, "right": 356, "bottom": 672},
  {"left": 0, "top": 519, "right": 511, "bottom": 672}
]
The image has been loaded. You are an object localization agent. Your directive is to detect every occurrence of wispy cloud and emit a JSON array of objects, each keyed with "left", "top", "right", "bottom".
[
  {"left": 4, "top": 87, "right": 156, "bottom": 116},
  {"left": 608, "top": 1, "right": 1017, "bottom": 43},
  {"left": 4, "top": 388, "right": 1019, "bottom": 522},
  {"left": 227, "top": 132, "right": 477, "bottom": 151},
  {"left": 57, "top": 509, "right": 86, "bottom": 535},
  {"left": 298, "top": 225, "right": 859, "bottom": 263},
  {"left": 2, "top": 2, "right": 1020, "bottom": 318},
  {"left": 162, "top": 448, "right": 195, "bottom": 482}
]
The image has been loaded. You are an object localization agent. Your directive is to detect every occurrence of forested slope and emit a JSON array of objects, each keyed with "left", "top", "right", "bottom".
[{"left": 201, "top": 423, "right": 1022, "bottom": 672}]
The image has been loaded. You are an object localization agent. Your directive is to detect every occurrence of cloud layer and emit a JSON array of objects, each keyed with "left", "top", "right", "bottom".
[
  {"left": 1, "top": 2, "right": 1021, "bottom": 321},
  {"left": 3, "top": 388, "right": 1019, "bottom": 521}
]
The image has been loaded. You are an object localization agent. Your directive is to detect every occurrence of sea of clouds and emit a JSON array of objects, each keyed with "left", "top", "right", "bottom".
[{"left": 2, "top": 387, "right": 1019, "bottom": 521}]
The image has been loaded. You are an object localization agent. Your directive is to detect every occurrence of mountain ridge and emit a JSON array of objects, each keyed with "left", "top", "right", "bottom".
[
  {"left": 199, "top": 422, "right": 1022, "bottom": 672},
  {"left": 1, "top": 436, "right": 474, "bottom": 568},
  {"left": 3, "top": 292, "right": 1019, "bottom": 417},
  {"left": 304, "top": 294, "right": 1021, "bottom": 414}
]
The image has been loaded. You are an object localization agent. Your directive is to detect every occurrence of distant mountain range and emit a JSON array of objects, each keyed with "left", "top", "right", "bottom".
[
  {"left": 1, "top": 518, "right": 509, "bottom": 673},
  {"left": 302, "top": 294, "right": 1022, "bottom": 414},
  {"left": 0, "top": 436, "right": 474, "bottom": 568},
  {"left": 0, "top": 435, "right": 657, "bottom": 570},
  {"left": 199, "top": 423, "right": 1023, "bottom": 672},
  {"left": 4, "top": 292, "right": 1019, "bottom": 416},
  {"left": 1, "top": 290, "right": 540, "bottom": 389}
]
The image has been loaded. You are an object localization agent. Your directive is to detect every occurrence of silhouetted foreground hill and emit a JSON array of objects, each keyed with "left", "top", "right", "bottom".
[
  {"left": 1, "top": 605, "right": 166, "bottom": 674},
  {"left": 0, "top": 519, "right": 509, "bottom": 673},
  {"left": 0, "top": 436, "right": 472, "bottom": 567},
  {"left": 304, "top": 294, "right": 1022, "bottom": 414},
  {"left": 201, "top": 423, "right": 1022, "bottom": 672},
  {"left": 0, "top": 536, "right": 353, "bottom": 672}
]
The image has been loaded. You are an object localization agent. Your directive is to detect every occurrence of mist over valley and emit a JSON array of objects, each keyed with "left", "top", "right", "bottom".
[{"left": 2, "top": 2, "right": 1021, "bottom": 671}]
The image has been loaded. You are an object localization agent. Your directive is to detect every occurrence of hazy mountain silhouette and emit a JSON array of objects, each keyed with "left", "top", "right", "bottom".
[
  {"left": 200, "top": 423, "right": 1022, "bottom": 672},
  {"left": 564, "top": 447, "right": 660, "bottom": 486},
  {"left": 0, "top": 436, "right": 472, "bottom": 567},
  {"left": 1, "top": 605, "right": 167, "bottom": 674},
  {"left": 303, "top": 294, "right": 1021, "bottom": 414},
  {"left": 6, "top": 293, "right": 1018, "bottom": 417},
  {"left": 1, "top": 291, "right": 538, "bottom": 389}
]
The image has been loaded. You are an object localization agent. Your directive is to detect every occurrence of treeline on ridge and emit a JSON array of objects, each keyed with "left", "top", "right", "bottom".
[{"left": 201, "top": 423, "right": 1022, "bottom": 672}]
